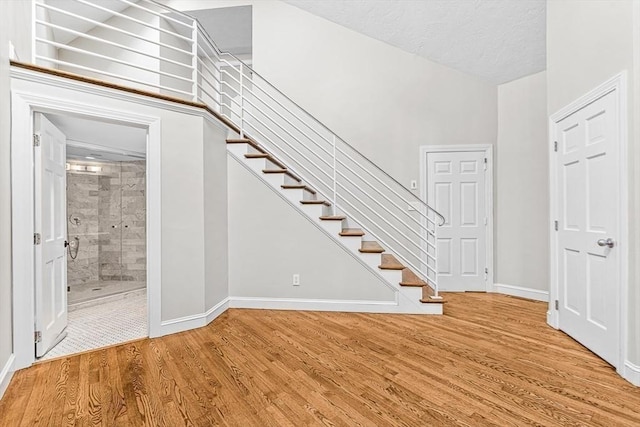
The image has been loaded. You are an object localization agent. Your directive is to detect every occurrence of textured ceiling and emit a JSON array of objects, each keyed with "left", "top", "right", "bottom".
[{"left": 283, "top": 0, "right": 546, "bottom": 84}]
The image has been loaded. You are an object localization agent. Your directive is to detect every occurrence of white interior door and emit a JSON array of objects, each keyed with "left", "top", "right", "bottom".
[
  {"left": 427, "top": 151, "right": 486, "bottom": 291},
  {"left": 34, "top": 113, "right": 68, "bottom": 357},
  {"left": 555, "top": 91, "right": 620, "bottom": 367}
]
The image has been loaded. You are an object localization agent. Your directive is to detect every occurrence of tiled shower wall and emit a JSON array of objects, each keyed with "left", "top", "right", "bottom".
[
  {"left": 66, "top": 173, "right": 100, "bottom": 286},
  {"left": 67, "top": 160, "right": 146, "bottom": 287}
]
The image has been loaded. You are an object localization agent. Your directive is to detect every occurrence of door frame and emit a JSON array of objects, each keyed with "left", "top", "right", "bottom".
[
  {"left": 419, "top": 144, "right": 494, "bottom": 292},
  {"left": 11, "top": 89, "right": 162, "bottom": 370},
  {"left": 548, "top": 72, "right": 628, "bottom": 373}
]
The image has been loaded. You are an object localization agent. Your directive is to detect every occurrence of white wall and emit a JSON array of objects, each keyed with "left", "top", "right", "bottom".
[
  {"left": 204, "top": 119, "right": 229, "bottom": 309},
  {"left": 159, "top": 113, "right": 206, "bottom": 320},
  {"left": 251, "top": 1, "right": 497, "bottom": 191},
  {"left": 0, "top": 0, "right": 32, "bottom": 396},
  {"left": 496, "top": 71, "right": 548, "bottom": 291},
  {"left": 547, "top": 0, "right": 640, "bottom": 367},
  {"left": 228, "top": 156, "right": 395, "bottom": 302}
]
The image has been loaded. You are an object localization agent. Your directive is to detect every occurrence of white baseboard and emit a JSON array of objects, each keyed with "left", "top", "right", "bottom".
[
  {"left": 623, "top": 360, "right": 640, "bottom": 386},
  {"left": 230, "top": 296, "right": 396, "bottom": 312},
  {"left": 0, "top": 354, "right": 15, "bottom": 399},
  {"left": 205, "top": 297, "right": 230, "bottom": 323},
  {"left": 493, "top": 283, "right": 549, "bottom": 302},
  {"left": 159, "top": 297, "right": 230, "bottom": 336},
  {"left": 229, "top": 296, "right": 441, "bottom": 314}
]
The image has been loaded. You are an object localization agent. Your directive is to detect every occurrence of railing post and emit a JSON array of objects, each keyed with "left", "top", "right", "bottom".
[
  {"left": 31, "top": 0, "right": 37, "bottom": 63},
  {"left": 191, "top": 21, "right": 198, "bottom": 102},
  {"left": 332, "top": 135, "right": 337, "bottom": 208},
  {"left": 433, "top": 219, "right": 439, "bottom": 299},
  {"left": 240, "top": 62, "right": 244, "bottom": 138}
]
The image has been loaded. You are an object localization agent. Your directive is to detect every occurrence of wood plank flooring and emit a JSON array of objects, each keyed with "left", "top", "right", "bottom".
[{"left": 1, "top": 293, "right": 639, "bottom": 426}]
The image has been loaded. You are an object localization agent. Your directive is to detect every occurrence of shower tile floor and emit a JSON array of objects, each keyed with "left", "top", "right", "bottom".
[
  {"left": 40, "top": 290, "right": 147, "bottom": 361},
  {"left": 68, "top": 280, "right": 146, "bottom": 306}
]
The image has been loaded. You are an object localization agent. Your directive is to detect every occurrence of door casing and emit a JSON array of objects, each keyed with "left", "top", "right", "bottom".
[
  {"left": 11, "top": 89, "right": 162, "bottom": 370},
  {"left": 419, "top": 144, "right": 494, "bottom": 292},
  {"left": 548, "top": 72, "right": 628, "bottom": 374}
]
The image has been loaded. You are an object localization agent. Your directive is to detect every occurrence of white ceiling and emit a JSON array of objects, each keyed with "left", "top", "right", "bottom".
[
  {"left": 283, "top": 0, "right": 546, "bottom": 84},
  {"left": 186, "top": 6, "right": 252, "bottom": 55},
  {"left": 46, "top": 113, "right": 147, "bottom": 161}
]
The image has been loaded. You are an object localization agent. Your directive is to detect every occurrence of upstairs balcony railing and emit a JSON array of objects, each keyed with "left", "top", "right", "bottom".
[{"left": 33, "top": 0, "right": 445, "bottom": 298}]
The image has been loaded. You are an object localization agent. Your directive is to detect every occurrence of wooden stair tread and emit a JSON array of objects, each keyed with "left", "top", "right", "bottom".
[
  {"left": 400, "top": 268, "right": 427, "bottom": 286},
  {"left": 281, "top": 185, "right": 316, "bottom": 194},
  {"left": 319, "top": 215, "right": 346, "bottom": 221},
  {"left": 378, "top": 254, "right": 404, "bottom": 270},
  {"left": 262, "top": 169, "right": 301, "bottom": 182},
  {"left": 340, "top": 228, "right": 365, "bottom": 237},
  {"left": 226, "top": 138, "right": 265, "bottom": 153},
  {"left": 420, "top": 286, "right": 445, "bottom": 303},
  {"left": 399, "top": 280, "right": 427, "bottom": 287},
  {"left": 359, "top": 241, "right": 385, "bottom": 254},
  {"left": 244, "top": 153, "right": 269, "bottom": 159},
  {"left": 420, "top": 296, "right": 447, "bottom": 304},
  {"left": 300, "top": 200, "right": 331, "bottom": 206}
]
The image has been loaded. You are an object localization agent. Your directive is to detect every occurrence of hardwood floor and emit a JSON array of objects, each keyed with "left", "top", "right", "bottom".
[{"left": 1, "top": 293, "right": 639, "bottom": 426}]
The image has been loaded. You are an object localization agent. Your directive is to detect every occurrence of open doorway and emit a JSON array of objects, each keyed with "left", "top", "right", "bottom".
[{"left": 34, "top": 112, "right": 148, "bottom": 360}]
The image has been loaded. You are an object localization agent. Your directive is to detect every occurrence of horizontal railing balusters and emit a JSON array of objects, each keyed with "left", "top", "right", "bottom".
[
  {"left": 73, "top": 0, "right": 194, "bottom": 43},
  {"left": 36, "top": 38, "right": 193, "bottom": 83},
  {"left": 36, "top": 2, "right": 193, "bottom": 55},
  {"left": 33, "top": 55, "right": 194, "bottom": 97},
  {"left": 35, "top": 20, "right": 193, "bottom": 70}
]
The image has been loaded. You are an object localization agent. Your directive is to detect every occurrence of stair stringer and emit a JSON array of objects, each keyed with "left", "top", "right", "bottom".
[{"left": 227, "top": 146, "right": 442, "bottom": 315}]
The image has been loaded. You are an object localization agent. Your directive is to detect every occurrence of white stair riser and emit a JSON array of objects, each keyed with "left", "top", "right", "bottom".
[
  {"left": 227, "top": 144, "right": 248, "bottom": 157},
  {"left": 243, "top": 157, "right": 269, "bottom": 175},
  {"left": 281, "top": 189, "right": 305, "bottom": 204},
  {"left": 299, "top": 203, "right": 325, "bottom": 218},
  {"left": 399, "top": 286, "right": 422, "bottom": 301},
  {"left": 318, "top": 220, "right": 343, "bottom": 236},
  {"left": 377, "top": 269, "right": 403, "bottom": 284},
  {"left": 262, "top": 173, "right": 286, "bottom": 187},
  {"left": 358, "top": 252, "right": 384, "bottom": 271},
  {"left": 337, "top": 236, "right": 362, "bottom": 252}
]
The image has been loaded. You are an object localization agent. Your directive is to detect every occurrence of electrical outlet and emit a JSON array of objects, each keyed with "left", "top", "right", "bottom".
[
  {"left": 410, "top": 180, "right": 417, "bottom": 190},
  {"left": 292, "top": 274, "right": 300, "bottom": 286}
]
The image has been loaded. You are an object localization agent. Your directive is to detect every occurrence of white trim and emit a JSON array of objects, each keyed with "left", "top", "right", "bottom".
[
  {"left": 548, "top": 72, "right": 628, "bottom": 371},
  {"left": 418, "top": 144, "right": 494, "bottom": 292},
  {"left": 205, "top": 298, "right": 230, "bottom": 324},
  {"left": 0, "top": 354, "right": 15, "bottom": 399},
  {"left": 10, "top": 88, "right": 162, "bottom": 369},
  {"left": 623, "top": 361, "right": 640, "bottom": 387},
  {"left": 493, "top": 283, "right": 549, "bottom": 302},
  {"left": 159, "top": 297, "right": 230, "bottom": 336},
  {"left": 10, "top": 66, "right": 228, "bottom": 132},
  {"left": 229, "top": 296, "right": 442, "bottom": 315}
]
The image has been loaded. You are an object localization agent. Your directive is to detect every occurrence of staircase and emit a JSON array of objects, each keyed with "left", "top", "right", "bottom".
[
  {"left": 30, "top": 0, "right": 446, "bottom": 314},
  {"left": 226, "top": 136, "right": 444, "bottom": 314}
]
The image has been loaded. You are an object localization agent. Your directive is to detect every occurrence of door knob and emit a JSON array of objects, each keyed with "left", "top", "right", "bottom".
[{"left": 597, "top": 238, "right": 615, "bottom": 248}]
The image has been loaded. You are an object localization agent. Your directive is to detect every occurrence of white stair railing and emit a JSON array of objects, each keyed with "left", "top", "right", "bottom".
[{"left": 32, "top": 0, "right": 446, "bottom": 298}]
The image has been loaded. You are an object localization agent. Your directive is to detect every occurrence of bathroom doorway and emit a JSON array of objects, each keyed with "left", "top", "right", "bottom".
[{"left": 35, "top": 112, "right": 149, "bottom": 360}]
